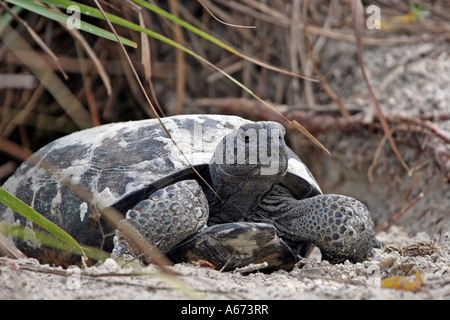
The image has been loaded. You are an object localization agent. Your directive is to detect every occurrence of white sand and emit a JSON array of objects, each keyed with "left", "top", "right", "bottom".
[{"left": 1, "top": 225, "right": 449, "bottom": 300}]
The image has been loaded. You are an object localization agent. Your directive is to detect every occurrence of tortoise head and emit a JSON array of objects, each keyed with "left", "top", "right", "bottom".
[
  {"left": 210, "top": 121, "right": 288, "bottom": 178},
  {"left": 207, "top": 121, "right": 289, "bottom": 223}
]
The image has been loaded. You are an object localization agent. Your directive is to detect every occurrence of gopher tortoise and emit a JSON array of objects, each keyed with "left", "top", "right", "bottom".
[{"left": 0, "top": 115, "right": 380, "bottom": 271}]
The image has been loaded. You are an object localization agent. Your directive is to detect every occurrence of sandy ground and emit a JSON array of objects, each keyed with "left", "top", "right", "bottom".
[{"left": 1, "top": 225, "right": 449, "bottom": 300}]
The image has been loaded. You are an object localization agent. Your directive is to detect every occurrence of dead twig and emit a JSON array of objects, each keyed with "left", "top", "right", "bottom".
[
  {"left": 233, "top": 262, "right": 268, "bottom": 274},
  {"left": 0, "top": 227, "right": 27, "bottom": 259},
  {"left": 368, "top": 127, "right": 392, "bottom": 184},
  {"left": 198, "top": 0, "right": 255, "bottom": 29},
  {"left": 0, "top": 136, "right": 33, "bottom": 161}
]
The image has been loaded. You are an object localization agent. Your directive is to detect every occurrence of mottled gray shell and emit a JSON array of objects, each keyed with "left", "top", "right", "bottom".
[{"left": 0, "top": 115, "right": 320, "bottom": 249}]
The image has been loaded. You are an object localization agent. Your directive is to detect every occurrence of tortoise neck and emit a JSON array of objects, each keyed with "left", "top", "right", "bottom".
[{"left": 207, "top": 166, "right": 281, "bottom": 224}]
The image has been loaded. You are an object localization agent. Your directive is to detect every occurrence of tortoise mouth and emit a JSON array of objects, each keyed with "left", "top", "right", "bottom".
[
  {"left": 257, "top": 159, "right": 288, "bottom": 176},
  {"left": 215, "top": 160, "right": 288, "bottom": 180}
]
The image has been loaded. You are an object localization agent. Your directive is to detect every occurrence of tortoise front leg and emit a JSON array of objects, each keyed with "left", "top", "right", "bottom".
[
  {"left": 112, "top": 180, "right": 209, "bottom": 262},
  {"left": 252, "top": 186, "right": 381, "bottom": 264},
  {"left": 290, "top": 194, "right": 382, "bottom": 263}
]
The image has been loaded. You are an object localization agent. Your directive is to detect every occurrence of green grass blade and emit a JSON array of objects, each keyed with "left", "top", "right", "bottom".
[
  {"left": 134, "top": 0, "right": 241, "bottom": 54},
  {"left": 35, "top": 0, "right": 228, "bottom": 51},
  {"left": 32, "top": 1, "right": 254, "bottom": 89},
  {"left": 131, "top": 0, "right": 316, "bottom": 81},
  {"left": 0, "top": 223, "right": 108, "bottom": 261},
  {"left": 0, "top": 5, "right": 22, "bottom": 34},
  {"left": 36, "top": 0, "right": 314, "bottom": 81},
  {"left": 0, "top": 187, "right": 85, "bottom": 257},
  {"left": 33, "top": 0, "right": 142, "bottom": 28},
  {"left": 5, "top": 0, "right": 136, "bottom": 48}
]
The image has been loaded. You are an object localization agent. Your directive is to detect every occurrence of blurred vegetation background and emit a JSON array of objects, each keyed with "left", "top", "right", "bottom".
[{"left": 1, "top": 0, "right": 448, "bottom": 184}]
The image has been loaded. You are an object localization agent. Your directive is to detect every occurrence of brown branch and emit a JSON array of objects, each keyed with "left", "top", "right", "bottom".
[{"left": 0, "top": 137, "right": 33, "bottom": 161}]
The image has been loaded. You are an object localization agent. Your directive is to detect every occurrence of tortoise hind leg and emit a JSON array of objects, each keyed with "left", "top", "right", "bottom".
[
  {"left": 112, "top": 179, "right": 209, "bottom": 262},
  {"left": 166, "top": 222, "right": 296, "bottom": 272}
]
